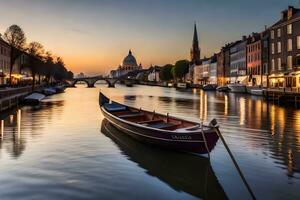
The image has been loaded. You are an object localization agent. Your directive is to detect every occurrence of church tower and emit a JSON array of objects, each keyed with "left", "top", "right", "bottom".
[{"left": 190, "top": 23, "right": 201, "bottom": 65}]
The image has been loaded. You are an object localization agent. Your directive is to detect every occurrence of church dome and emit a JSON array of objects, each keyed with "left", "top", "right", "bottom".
[{"left": 122, "top": 50, "right": 138, "bottom": 67}]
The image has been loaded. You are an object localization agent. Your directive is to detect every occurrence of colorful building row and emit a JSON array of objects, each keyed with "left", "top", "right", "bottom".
[{"left": 190, "top": 5, "right": 300, "bottom": 91}]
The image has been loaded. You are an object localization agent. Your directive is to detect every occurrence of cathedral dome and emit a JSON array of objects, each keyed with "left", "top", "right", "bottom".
[{"left": 122, "top": 50, "right": 138, "bottom": 67}]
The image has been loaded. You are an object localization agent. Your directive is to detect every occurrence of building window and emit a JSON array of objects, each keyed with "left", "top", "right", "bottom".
[
  {"left": 287, "top": 56, "right": 293, "bottom": 69},
  {"left": 278, "top": 58, "right": 281, "bottom": 70},
  {"left": 288, "top": 24, "right": 293, "bottom": 34},
  {"left": 297, "top": 36, "right": 300, "bottom": 49},
  {"left": 271, "top": 43, "right": 275, "bottom": 54},
  {"left": 272, "top": 59, "right": 275, "bottom": 71},
  {"left": 288, "top": 39, "right": 293, "bottom": 51},
  {"left": 271, "top": 30, "right": 275, "bottom": 39},
  {"left": 277, "top": 42, "right": 281, "bottom": 53},
  {"left": 277, "top": 28, "right": 281, "bottom": 37}
]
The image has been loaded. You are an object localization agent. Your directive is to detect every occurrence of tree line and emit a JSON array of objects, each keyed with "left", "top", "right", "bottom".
[
  {"left": 159, "top": 60, "right": 190, "bottom": 82},
  {"left": 2, "top": 24, "right": 73, "bottom": 87}
]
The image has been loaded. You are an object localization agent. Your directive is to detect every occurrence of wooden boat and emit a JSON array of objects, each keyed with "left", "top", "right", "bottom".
[
  {"left": 23, "top": 93, "right": 45, "bottom": 105},
  {"left": 99, "top": 92, "right": 219, "bottom": 154},
  {"left": 101, "top": 119, "right": 228, "bottom": 199},
  {"left": 203, "top": 84, "right": 218, "bottom": 91}
]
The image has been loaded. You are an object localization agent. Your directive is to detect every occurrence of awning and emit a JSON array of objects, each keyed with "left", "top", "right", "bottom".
[{"left": 236, "top": 76, "right": 247, "bottom": 83}]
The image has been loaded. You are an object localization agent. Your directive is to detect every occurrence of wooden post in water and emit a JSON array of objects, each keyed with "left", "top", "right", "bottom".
[{"left": 212, "top": 126, "right": 256, "bottom": 200}]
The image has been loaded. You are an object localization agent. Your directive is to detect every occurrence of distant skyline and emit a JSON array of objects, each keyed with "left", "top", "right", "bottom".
[{"left": 0, "top": 0, "right": 297, "bottom": 75}]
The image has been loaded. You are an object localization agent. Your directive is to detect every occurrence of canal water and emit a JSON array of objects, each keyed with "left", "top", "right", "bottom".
[{"left": 0, "top": 84, "right": 299, "bottom": 200}]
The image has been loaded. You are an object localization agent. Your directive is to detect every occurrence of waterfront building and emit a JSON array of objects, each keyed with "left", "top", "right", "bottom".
[
  {"left": 193, "top": 63, "right": 202, "bottom": 85},
  {"left": 247, "top": 33, "right": 267, "bottom": 86},
  {"left": 147, "top": 66, "right": 161, "bottom": 82},
  {"left": 113, "top": 50, "right": 142, "bottom": 78},
  {"left": 209, "top": 55, "right": 217, "bottom": 84},
  {"left": 217, "top": 51, "right": 225, "bottom": 85},
  {"left": 230, "top": 38, "right": 248, "bottom": 84},
  {"left": 194, "top": 58, "right": 210, "bottom": 85},
  {"left": 268, "top": 6, "right": 300, "bottom": 91},
  {"left": 0, "top": 37, "right": 11, "bottom": 85},
  {"left": 262, "top": 30, "right": 270, "bottom": 87},
  {"left": 217, "top": 44, "right": 232, "bottom": 85}
]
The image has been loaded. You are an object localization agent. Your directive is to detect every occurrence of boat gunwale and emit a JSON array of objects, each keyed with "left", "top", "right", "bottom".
[{"left": 100, "top": 99, "right": 215, "bottom": 135}]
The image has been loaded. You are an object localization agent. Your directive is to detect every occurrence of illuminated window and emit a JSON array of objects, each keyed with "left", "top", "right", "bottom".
[
  {"left": 287, "top": 56, "right": 293, "bottom": 69},
  {"left": 278, "top": 58, "right": 282, "bottom": 70},
  {"left": 271, "top": 43, "right": 275, "bottom": 54},
  {"left": 288, "top": 24, "right": 292, "bottom": 34},
  {"left": 271, "top": 59, "right": 275, "bottom": 71},
  {"left": 288, "top": 39, "right": 293, "bottom": 51},
  {"left": 277, "top": 42, "right": 281, "bottom": 53},
  {"left": 297, "top": 36, "right": 300, "bottom": 49},
  {"left": 277, "top": 28, "right": 281, "bottom": 37},
  {"left": 271, "top": 30, "right": 275, "bottom": 39}
]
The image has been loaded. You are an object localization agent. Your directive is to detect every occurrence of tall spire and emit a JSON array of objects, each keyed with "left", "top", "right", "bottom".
[
  {"left": 190, "top": 23, "right": 201, "bottom": 65},
  {"left": 193, "top": 23, "right": 199, "bottom": 46}
]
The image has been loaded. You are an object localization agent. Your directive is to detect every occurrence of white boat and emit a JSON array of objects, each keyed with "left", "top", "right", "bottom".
[
  {"left": 227, "top": 83, "right": 247, "bottom": 93},
  {"left": 24, "top": 93, "right": 45, "bottom": 104},
  {"left": 249, "top": 89, "right": 265, "bottom": 96},
  {"left": 176, "top": 83, "right": 187, "bottom": 89},
  {"left": 167, "top": 83, "right": 174, "bottom": 87},
  {"left": 43, "top": 88, "right": 56, "bottom": 96}
]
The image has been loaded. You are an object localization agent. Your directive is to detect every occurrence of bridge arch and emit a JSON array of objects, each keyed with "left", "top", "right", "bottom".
[
  {"left": 70, "top": 77, "right": 120, "bottom": 88},
  {"left": 91, "top": 78, "right": 118, "bottom": 88},
  {"left": 70, "top": 79, "right": 91, "bottom": 87}
]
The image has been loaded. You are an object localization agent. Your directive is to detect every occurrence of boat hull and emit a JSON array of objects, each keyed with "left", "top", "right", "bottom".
[
  {"left": 100, "top": 106, "right": 219, "bottom": 154},
  {"left": 227, "top": 84, "right": 247, "bottom": 93}
]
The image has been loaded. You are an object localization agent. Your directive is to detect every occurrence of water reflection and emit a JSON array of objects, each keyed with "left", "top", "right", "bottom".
[
  {"left": 0, "top": 100, "right": 64, "bottom": 158},
  {"left": 101, "top": 119, "right": 228, "bottom": 200}
]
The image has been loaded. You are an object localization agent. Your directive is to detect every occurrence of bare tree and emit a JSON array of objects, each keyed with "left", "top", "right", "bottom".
[{"left": 3, "top": 25, "right": 26, "bottom": 85}]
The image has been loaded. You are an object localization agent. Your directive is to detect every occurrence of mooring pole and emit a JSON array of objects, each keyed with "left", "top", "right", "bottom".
[{"left": 213, "top": 126, "right": 256, "bottom": 200}]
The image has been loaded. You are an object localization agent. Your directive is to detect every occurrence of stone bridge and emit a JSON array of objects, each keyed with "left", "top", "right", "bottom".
[{"left": 69, "top": 76, "right": 133, "bottom": 88}]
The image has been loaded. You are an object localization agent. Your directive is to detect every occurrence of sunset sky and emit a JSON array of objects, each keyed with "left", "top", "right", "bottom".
[{"left": 0, "top": 0, "right": 296, "bottom": 75}]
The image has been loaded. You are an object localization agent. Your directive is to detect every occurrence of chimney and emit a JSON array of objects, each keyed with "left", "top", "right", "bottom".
[
  {"left": 281, "top": 10, "right": 287, "bottom": 20},
  {"left": 288, "top": 6, "right": 295, "bottom": 20}
]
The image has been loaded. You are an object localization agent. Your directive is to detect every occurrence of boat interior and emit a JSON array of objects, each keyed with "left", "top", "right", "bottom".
[{"left": 103, "top": 102, "right": 200, "bottom": 131}]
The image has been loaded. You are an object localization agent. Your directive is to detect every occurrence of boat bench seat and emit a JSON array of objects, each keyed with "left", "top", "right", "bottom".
[
  {"left": 147, "top": 122, "right": 178, "bottom": 129},
  {"left": 104, "top": 103, "right": 127, "bottom": 112},
  {"left": 138, "top": 119, "right": 163, "bottom": 125},
  {"left": 119, "top": 113, "right": 145, "bottom": 118}
]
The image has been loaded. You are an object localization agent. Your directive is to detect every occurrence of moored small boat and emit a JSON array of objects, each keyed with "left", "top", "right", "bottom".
[
  {"left": 227, "top": 83, "right": 247, "bottom": 93},
  {"left": 167, "top": 83, "right": 174, "bottom": 87},
  {"left": 249, "top": 88, "right": 265, "bottom": 96},
  {"left": 43, "top": 88, "right": 56, "bottom": 96},
  {"left": 23, "top": 93, "right": 45, "bottom": 105},
  {"left": 99, "top": 92, "right": 219, "bottom": 154},
  {"left": 203, "top": 84, "right": 218, "bottom": 91},
  {"left": 216, "top": 85, "right": 230, "bottom": 92},
  {"left": 176, "top": 82, "right": 187, "bottom": 89},
  {"left": 54, "top": 85, "right": 66, "bottom": 93}
]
